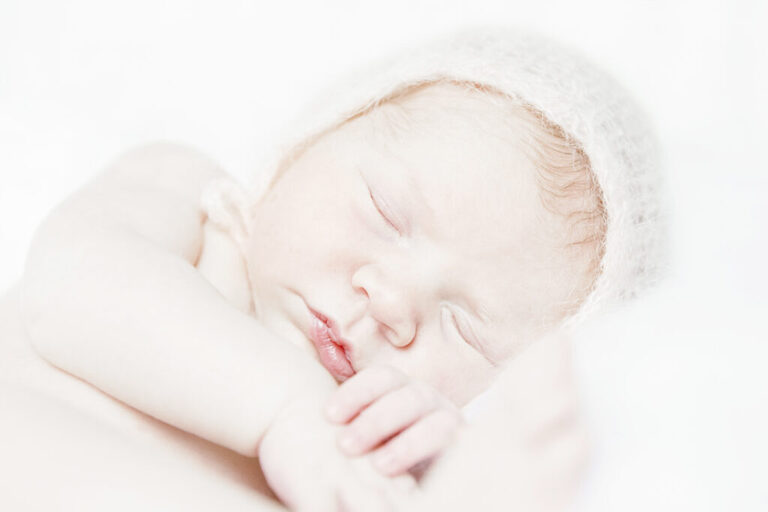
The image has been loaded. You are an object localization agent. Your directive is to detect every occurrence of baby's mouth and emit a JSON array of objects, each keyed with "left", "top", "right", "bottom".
[{"left": 307, "top": 309, "right": 355, "bottom": 382}]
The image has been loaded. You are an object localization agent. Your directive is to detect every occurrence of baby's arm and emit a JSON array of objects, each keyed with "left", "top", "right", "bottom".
[
  {"left": 20, "top": 143, "right": 336, "bottom": 455},
  {"left": 407, "top": 335, "right": 588, "bottom": 512}
]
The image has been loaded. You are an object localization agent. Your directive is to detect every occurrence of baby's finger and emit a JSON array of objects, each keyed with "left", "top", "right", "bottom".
[
  {"left": 338, "top": 383, "right": 444, "bottom": 455},
  {"left": 325, "top": 366, "right": 408, "bottom": 423},
  {"left": 371, "top": 408, "right": 462, "bottom": 476}
]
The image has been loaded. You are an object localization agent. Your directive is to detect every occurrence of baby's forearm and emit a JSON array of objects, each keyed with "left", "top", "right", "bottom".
[
  {"left": 23, "top": 220, "right": 334, "bottom": 455},
  {"left": 20, "top": 144, "right": 336, "bottom": 456}
]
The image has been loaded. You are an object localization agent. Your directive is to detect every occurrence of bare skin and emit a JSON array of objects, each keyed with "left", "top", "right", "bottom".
[
  {"left": 8, "top": 142, "right": 415, "bottom": 510},
  {"left": 0, "top": 284, "right": 283, "bottom": 510},
  {"left": 8, "top": 81, "right": 594, "bottom": 508},
  {"left": 1, "top": 281, "right": 585, "bottom": 511},
  {"left": 1, "top": 175, "right": 286, "bottom": 507}
]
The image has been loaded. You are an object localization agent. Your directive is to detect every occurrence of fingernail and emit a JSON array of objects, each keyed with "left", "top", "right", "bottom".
[
  {"left": 338, "top": 431, "right": 360, "bottom": 454},
  {"left": 373, "top": 450, "right": 396, "bottom": 473},
  {"left": 325, "top": 402, "right": 342, "bottom": 422}
]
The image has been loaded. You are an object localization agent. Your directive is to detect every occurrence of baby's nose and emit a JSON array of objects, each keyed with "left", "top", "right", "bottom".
[{"left": 351, "top": 263, "right": 428, "bottom": 348}]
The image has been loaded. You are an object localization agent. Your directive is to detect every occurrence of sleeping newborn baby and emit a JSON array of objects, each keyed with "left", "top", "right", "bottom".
[
  {"left": 19, "top": 28, "right": 661, "bottom": 510},
  {"left": 227, "top": 80, "right": 605, "bottom": 398}
]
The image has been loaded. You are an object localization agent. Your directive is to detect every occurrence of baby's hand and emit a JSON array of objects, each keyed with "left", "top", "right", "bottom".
[
  {"left": 259, "top": 393, "right": 417, "bottom": 512},
  {"left": 325, "top": 366, "right": 464, "bottom": 477}
]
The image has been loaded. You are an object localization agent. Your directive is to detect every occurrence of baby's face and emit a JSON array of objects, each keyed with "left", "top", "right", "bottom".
[{"left": 245, "top": 83, "right": 589, "bottom": 405}]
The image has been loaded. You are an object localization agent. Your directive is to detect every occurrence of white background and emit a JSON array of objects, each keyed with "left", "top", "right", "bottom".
[
  {"left": 1, "top": 1, "right": 766, "bottom": 510},
  {"left": 1, "top": 1, "right": 765, "bottom": 294}
]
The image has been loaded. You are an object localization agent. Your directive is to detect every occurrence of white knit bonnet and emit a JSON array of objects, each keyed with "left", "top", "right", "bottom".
[{"left": 202, "top": 26, "right": 665, "bottom": 324}]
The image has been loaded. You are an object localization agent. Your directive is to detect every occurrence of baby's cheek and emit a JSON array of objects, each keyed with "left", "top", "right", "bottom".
[{"left": 423, "top": 353, "right": 493, "bottom": 407}]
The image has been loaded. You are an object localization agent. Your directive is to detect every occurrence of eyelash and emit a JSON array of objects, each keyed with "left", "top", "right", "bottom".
[
  {"left": 368, "top": 188, "right": 398, "bottom": 233},
  {"left": 441, "top": 306, "right": 471, "bottom": 347}
]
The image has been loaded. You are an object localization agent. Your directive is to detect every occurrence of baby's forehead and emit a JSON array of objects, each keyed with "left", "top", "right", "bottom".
[
  {"left": 343, "top": 96, "right": 541, "bottom": 230},
  {"left": 364, "top": 81, "right": 529, "bottom": 148},
  {"left": 311, "top": 84, "right": 565, "bottom": 265},
  {"left": 345, "top": 81, "right": 604, "bottom": 325}
]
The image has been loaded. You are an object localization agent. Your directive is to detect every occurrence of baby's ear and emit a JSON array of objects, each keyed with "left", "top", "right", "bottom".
[{"left": 201, "top": 177, "right": 253, "bottom": 254}]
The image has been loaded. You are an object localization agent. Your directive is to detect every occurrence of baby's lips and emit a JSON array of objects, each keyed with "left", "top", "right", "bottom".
[{"left": 307, "top": 314, "right": 351, "bottom": 381}]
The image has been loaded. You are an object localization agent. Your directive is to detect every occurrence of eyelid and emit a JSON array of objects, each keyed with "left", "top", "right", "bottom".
[
  {"left": 453, "top": 309, "right": 481, "bottom": 346},
  {"left": 441, "top": 305, "right": 472, "bottom": 346},
  {"left": 368, "top": 187, "right": 399, "bottom": 233},
  {"left": 441, "top": 304, "right": 497, "bottom": 366}
]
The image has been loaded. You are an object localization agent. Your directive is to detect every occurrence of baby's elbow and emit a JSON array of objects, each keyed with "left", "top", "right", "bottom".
[
  {"left": 19, "top": 279, "right": 91, "bottom": 377},
  {"left": 19, "top": 280, "right": 59, "bottom": 365},
  {"left": 19, "top": 225, "right": 72, "bottom": 365}
]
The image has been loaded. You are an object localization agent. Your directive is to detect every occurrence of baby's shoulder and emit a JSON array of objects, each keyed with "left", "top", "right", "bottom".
[
  {"left": 99, "top": 142, "right": 230, "bottom": 204},
  {"left": 196, "top": 217, "right": 254, "bottom": 316}
]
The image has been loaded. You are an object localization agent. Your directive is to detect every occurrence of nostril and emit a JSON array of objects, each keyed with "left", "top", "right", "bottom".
[
  {"left": 380, "top": 322, "right": 416, "bottom": 348},
  {"left": 379, "top": 323, "right": 398, "bottom": 344},
  {"left": 351, "top": 265, "right": 371, "bottom": 300},
  {"left": 406, "top": 324, "right": 417, "bottom": 346}
]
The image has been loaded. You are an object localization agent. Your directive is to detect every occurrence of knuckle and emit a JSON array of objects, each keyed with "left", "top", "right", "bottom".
[
  {"left": 361, "top": 365, "right": 385, "bottom": 378},
  {"left": 403, "top": 386, "right": 426, "bottom": 410},
  {"left": 388, "top": 435, "right": 411, "bottom": 461},
  {"left": 369, "top": 364, "right": 396, "bottom": 378},
  {"left": 380, "top": 365, "right": 407, "bottom": 385},
  {"left": 351, "top": 415, "right": 376, "bottom": 438},
  {"left": 355, "top": 380, "right": 381, "bottom": 401},
  {"left": 432, "top": 409, "right": 461, "bottom": 434},
  {"left": 409, "top": 383, "right": 437, "bottom": 408},
  {"left": 445, "top": 406, "right": 463, "bottom": 425},
  {"left": 359, "top": 366, "right": 406, "bottom": 392}
]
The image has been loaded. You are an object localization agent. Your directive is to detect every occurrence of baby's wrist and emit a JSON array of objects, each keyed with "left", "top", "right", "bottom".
[{"left": 259, "top": 366, "right": 337, "bottom": 447}]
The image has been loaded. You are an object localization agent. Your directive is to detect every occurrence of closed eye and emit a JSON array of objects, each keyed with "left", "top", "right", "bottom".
[
  {"left": 442, "top": 305, "right": 497, "bottom": 366},
  {"left": 368, "top": 187, "right": 399, "bottom": 233},
  {"left": 441, "top": 306, "right": 470, "bottom": 346}
]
